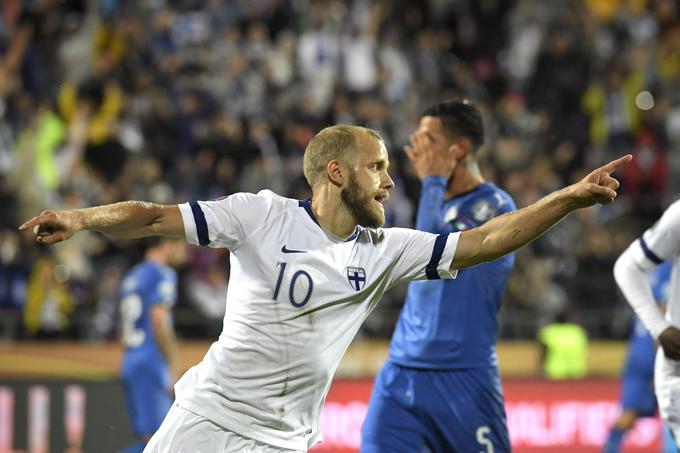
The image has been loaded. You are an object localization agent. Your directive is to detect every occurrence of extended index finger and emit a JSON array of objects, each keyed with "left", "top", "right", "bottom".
[
  {"left": 599, "top": 154, "right": 633, "bottom": 174},
  {"left": 19, "top": 215, "right": 42, "bottom": 231}
]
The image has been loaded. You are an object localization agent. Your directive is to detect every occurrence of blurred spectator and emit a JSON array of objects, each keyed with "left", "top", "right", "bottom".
[
  {"left": 0, "top": 231, "right": 29, "bottom": 311},
  {"left": 528, "top": 22, "right": 590, "bottom": 118},
  {"left": 538, "top": 310, "right": 589, "bottom": 380},
  {"left": 582, "top": 59, "right": 644, "bottom": 155},
  {"left": 24, "top": 250, "right": 74, "bottom": 338},
  {"left": 2, "top": 0, "right": 679, "bottom": 342},
  {"left": 621, "top": 126, "right": 669, "bottom": 219}
]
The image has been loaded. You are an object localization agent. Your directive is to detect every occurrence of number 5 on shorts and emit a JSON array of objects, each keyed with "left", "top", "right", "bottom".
[{"left": 476, "top": 426, "right": 494, "bottom": 453}]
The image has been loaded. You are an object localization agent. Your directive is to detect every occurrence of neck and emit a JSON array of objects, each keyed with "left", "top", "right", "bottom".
[
  {"left": 446, "top": 161, "right": 485, "bottom": 198},
  {"left": 310, "top": 187, "right": 358, "bottom": 239},
  {"left": 145, "top": 251, "right": 167, "bottom": 266}
]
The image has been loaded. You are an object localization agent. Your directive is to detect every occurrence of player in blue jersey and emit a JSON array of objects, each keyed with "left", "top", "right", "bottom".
[
  {"left": 362, "top": 100, "right": 516, "bottom": 453},
  {"left": 120, "top": 237, "right": 186, "bottom": 453},
  {"left": 603, "top": 261, "right": 676, "bottom": 453}
]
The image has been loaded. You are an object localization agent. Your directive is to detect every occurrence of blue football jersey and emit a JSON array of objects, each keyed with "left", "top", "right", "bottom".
[
  {"left": 389, "top": 177, "right": 516, "bottom": 369},
  {"left": 120, "top": 260, "right": 177, "bottom": 364},
  {"left": 649, "top": 260, "right": 672, "bottom": 304}
]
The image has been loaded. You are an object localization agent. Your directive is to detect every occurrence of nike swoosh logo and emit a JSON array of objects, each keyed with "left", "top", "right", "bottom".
[{"left": 281, "top": 245, "right": 307, "bottom": 254}]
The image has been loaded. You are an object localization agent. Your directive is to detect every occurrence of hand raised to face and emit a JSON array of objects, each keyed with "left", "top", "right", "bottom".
[{"left": 404, "top": 129, "right": 459, "bottom": 182}]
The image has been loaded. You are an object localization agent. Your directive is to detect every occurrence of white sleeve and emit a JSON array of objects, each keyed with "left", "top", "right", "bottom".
[
  {"left": 178, "top": 191, "right": 275, "bottom": 250},
  {"left": 640, "top": 200, "right": 680, "bottom": 263},
  {"left": 386, "top": 228, "right": 460, "bottom": 287},
  {"left": 613, "top": 201, "right": 680, "bottom": 339},
  {"left": 614, "top": 243, "right": 670, "bottom": 339}
]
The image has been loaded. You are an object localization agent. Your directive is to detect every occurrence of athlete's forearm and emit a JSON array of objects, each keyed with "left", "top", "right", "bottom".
[
  {"left": 151, "top": 306, "right": 179, "bottom": 381},
  {"left": 614, "top": 245, "right": 670, "bottom": 339},
  {"left": 73, "top": 202, "right": 182, "bottom": 239},
  {"left": 416, "top": 176, "right": 452, "bottom": 234},
  {"left": 453, "top": 187, "right": 578, "bottom": 269},
  {"left": 155, "top": 324, "right": 178, "bottom": 371}
]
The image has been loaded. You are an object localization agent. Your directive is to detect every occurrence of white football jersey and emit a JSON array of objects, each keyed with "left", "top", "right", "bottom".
[
  {"left": 175, "top": 190, "right": 459, "bottom": 450},
  {"left": 631, "top": 200, "right": 680, "bottom": 331}
]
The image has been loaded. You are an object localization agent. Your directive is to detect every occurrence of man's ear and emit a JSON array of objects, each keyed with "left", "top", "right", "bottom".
[
  {"left": 449, "top": 138, "right": 471, "bottom": 161},
  {"left": 327, "top": 160, "right": 344, "bottom": 187}
]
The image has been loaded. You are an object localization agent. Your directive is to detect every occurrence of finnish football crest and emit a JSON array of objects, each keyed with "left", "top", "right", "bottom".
[{"left": 346, "top": 267, "right": 366, "bottom": 291}]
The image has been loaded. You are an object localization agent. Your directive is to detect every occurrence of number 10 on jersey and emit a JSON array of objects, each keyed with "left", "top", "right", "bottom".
[{"left": 273, "top": 262, "right": 314, "bottom": 308}]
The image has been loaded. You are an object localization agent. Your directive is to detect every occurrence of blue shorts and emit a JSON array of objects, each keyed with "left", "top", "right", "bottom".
[
  {"left": 361, "top": 362, "right": 510, "bottom": 453},
  {"left": 121, "top": 356, "right": 173, "bottom": 436},
  {"left": 621, "top": 373, "right": 657, "bottom": 416}
]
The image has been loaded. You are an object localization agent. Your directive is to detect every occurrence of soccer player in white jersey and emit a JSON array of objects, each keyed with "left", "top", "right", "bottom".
[
  {"left": 614, "top": 200, "right": 680, "bottom": 442},
  {"left": 20, "top": 125, "right": 629, "bottom": 452}
]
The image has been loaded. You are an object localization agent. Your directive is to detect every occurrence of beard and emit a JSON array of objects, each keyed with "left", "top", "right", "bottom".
[{"left": 340, "top": 174, "right": 385, "bottom": 228}]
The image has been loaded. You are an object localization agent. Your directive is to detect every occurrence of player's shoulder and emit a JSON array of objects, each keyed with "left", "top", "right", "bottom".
[
  {"left": 122, "top": 261, "right": 161, "bottom": 294},
  {"left": 223, "top": 189, "right": 295, "bottom": 211},
  {"left": 478, "top": 183, "right": 515, "bottom": 208},
  {"left": 662, "top": 198, "right": 680, "bottom": 222},
  {"left": 137, "top": 261, "right": 169, "bottom": 285},
  {"left": 462, "top": 183, "right": 516, "bottom": 223},
  {"left": 212, "top": 190, "right": 299, "bottom": 226},
  {"left": 648, "top": 198, "right": 680, "bottom": 234},
  {"left": 122, "top": 264, "right": 142, "bottom": 292}
]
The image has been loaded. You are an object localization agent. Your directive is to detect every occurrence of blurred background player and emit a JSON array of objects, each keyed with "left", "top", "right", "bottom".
[
  {"left": 362, "top": 100, "right": 517, "bottom": 452},
  {"left": 537, "top": 309, "right": 588, "bottom": 379},
  {"left": 614, "top": 200, "right": 680, "bottom": 444},
  {"left": 604, "top": 260, "right": 676, "bottom": 453},
  {"left": 119, "top": 237, "right": 186, "bottom": 453}
]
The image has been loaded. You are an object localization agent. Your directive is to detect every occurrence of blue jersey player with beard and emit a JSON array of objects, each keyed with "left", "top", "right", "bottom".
[{"left": 362, "top": 100, "right": 516, "bottom": 453}]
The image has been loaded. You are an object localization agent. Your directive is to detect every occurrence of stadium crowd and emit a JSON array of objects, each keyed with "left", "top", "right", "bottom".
[{"left": 0, "top": 0, "right": 678, "bottom": 341}]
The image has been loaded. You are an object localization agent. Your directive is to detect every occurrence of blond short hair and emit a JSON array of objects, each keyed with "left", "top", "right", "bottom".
[{"left": 303, "top": 125, "right": 383, "bottom": 189}]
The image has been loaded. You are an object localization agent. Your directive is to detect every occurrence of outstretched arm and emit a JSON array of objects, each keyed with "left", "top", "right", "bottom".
[
  {"left": 19, "top": 201, "right": 184, "bottom": 245},
  {"left": 451, "top": 155, "right": 632, "bottom": 270}
]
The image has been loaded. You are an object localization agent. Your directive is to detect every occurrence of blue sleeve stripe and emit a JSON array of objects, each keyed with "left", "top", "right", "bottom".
[
  {"left": 425, "top": 234, "right": 448, "bottom": 280},
  {"left": 189, "top": 201, "right": 210, "bottom": 246},
  {"left": 639, "top": 237, "right": 662, "bottom": 264}
]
